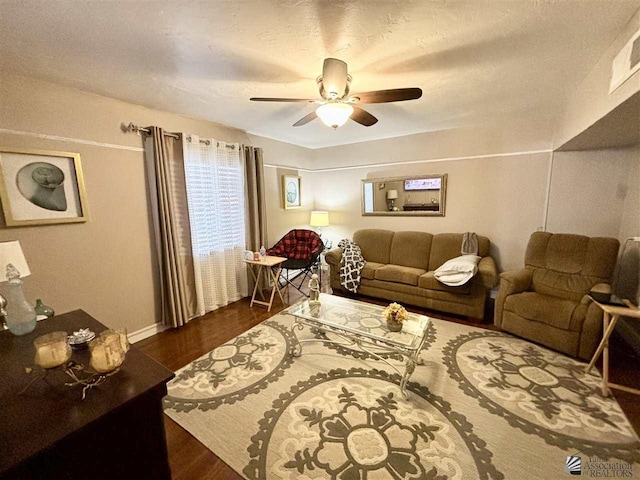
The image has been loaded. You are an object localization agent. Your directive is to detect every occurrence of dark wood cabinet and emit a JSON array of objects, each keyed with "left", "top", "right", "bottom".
[
  {"left": 0, "top": 310, "right": 174, "bottom": 479},
  {"left": 402, "top": 203, "right": 440, "bottom": 211}
]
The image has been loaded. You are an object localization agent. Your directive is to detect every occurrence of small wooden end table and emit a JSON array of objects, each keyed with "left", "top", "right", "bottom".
[
  {"left": 585, "top": 298, "right": 640, "bottom": 397},
  {"left": 245, "top": 255, "right": 287, "bottom": 312}
]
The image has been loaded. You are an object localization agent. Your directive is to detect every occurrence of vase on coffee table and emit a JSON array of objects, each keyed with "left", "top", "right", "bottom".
[
  {"left": 387, "top": 318, "right": 403, "bottom": 332},
  {"left": 382, "top": 302, "right": 407, "bottom": 333}
]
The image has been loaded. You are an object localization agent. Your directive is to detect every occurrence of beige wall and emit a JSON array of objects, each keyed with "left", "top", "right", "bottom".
[
  {"left": 618, "top": 145, "right": 640, "bottom": 242},
  {"left": 309, "top": 125, "right": 639, "bottom": 273},
  {"left": 307, "top": 122, "right": 554, "bottom": 271},
  {"left": 0, "top": 73, "right": 305, "bottom": 333},
  {"left": 555, "top": 9, "right": 640, "bottom": 149},
  {"left": 312, "top": 152, "right": 551, "bottom": 272},
  {"left": 547, "top": 146, "right": 640, "bottom": 241},
  {"left": 246, "top": 134, "right": 314, "bottom": 245},
  {"left": 262, "top": 167, "right": 315, "bottom": 245},
  {"left": 312, "top": 121, "right": 553, "bottom": 170},
  {"left": 247, "top": 134, "right": 314, "bottom": 170}
]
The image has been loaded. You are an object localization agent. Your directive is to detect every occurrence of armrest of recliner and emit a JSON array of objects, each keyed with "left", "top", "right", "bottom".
[
  {"left": 499, "top": 269, "right": 532, "bottom": 295},
  {"left": 476, "top": 256, "right": 498, "bottom": 289},
  {"left": 494, "top": 268, "right": 533, "bottom": 328},
  {"left": 325, "top": 247, "right": 343, "bottom": 266}
]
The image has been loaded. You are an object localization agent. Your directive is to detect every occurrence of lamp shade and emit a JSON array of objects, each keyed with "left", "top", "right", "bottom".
[
  {"left": 0, "top": 241, "right": 31, "bottom": 281},
  {"left": 387, "top": 190, "right": 398, "bottom": 200},
  {"left": 316, "top": 103, "right": 354, "bottom": 129},
  {"left": 309, "top": 211, "right": 330, "bottom": 227}
]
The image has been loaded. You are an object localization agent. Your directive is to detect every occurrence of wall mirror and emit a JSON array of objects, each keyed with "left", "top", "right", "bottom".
[{"left": 361, "top": 174, "right": 447, "bottom": 216}]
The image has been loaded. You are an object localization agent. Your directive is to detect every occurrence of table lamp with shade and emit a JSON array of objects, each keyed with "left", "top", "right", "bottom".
[
  {"left": 0, "top": 241, "right": 36, "bottom": 336},
  {"left": 309, "top": 210, "right": 330, "bottom": 237},
  {"left": 387, "top": 190, "right": 398, "bottom": 211}
]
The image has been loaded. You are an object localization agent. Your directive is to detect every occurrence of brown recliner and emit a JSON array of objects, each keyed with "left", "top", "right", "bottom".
[{"left": 495, "top": 232, "right": 619, "bottom": 360}]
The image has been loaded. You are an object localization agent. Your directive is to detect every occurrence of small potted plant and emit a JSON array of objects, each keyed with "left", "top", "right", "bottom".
[{"left": 382, "top": 302, "right": 408, "bottom": 332}]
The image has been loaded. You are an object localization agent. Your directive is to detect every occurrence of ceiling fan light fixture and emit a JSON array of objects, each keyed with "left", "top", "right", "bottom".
[{"left": 316, "top": 103, "right": 354, "bottom": 129}]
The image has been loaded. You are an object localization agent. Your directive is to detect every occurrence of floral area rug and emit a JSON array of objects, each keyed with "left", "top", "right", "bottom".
[{"left": 163, "top": 313, "right": 640, "bottom": 480}]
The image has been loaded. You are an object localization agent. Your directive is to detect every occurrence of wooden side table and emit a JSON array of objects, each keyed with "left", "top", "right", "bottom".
[
  {"left": 245, "top": 256, "right": 287, "bottom": 312},
  {"left": 585, "top": 298, "right": 640, "bottom": 397}
]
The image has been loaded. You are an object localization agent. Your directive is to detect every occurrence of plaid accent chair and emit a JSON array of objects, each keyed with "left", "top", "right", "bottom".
[{"left": 268, "top": 229, "right": 324, "bottom": 295}]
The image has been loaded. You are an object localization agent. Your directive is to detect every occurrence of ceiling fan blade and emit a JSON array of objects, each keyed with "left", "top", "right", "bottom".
[
  {"left": 293, "top": 111, "right": 318, "bottom": 127},
  {"left": 322, "top": 58, "right": 348, "bottom": 97},
  {"left": 350, "top": 88, "right": 422, "bottom": 104},
  {"left": 250, "top": 97, "right": 316, "bottom": 102},
  {"left": 351, "top": 106, "right": 378, "bottom": 127}
]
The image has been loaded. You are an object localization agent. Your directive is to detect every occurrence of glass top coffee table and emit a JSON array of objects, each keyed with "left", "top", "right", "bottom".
[{"left": 283, "top": 293, "right": 431, "bottom": 398}]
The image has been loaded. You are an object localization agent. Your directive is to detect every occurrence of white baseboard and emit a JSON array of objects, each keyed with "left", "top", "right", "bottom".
[{"left": 128, "top": 322, "right": 168, "bottom": 344}]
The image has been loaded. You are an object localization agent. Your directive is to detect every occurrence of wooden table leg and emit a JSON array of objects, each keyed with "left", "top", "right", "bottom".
[
  {"left": 586, "top": 312, "right": 619, "bottom": 376},
  {"left": 583, "top": 299, "right": 640, "bottom": 397},
  {"left": 271, "top": 266, "right": 286, "bottom": 307},
  {"left": 256, "top": 267, "right": 267, "bottom": 301},
  {"left": 249, "top": 265, "right": 261, "bottom": 308},
  {"left": 265, "top": 267, "right": 280, "bottom": 312},
  {"left": 602, "top": 312, "right": 612, "bottom": 396}
]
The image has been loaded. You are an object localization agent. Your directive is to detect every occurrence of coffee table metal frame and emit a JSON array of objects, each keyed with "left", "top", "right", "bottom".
[{"left": 283, "top": 294, "right": 430, "bottom": 399}]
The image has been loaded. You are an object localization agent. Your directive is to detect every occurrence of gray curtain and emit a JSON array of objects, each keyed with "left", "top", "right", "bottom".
[
  {"left": 243, "top": 145, "right": 267, "bottom": 251},
  {"left": 144, "top": 127, "right": 198, "bottom": 327}
]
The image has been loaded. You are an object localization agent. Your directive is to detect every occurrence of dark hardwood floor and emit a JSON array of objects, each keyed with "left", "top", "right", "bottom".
[{"left": 137, "top": 278, "right": 640, "bottom": 480}]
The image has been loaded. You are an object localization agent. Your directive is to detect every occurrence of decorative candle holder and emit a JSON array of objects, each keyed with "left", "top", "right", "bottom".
[
  {"left": 90, "top": 330, "right": 126, "bottom": 373},
  {"left": 22, "top": 327, "right": 129, "bottom": 400},
  {"left": 34, "top": 331, "right": 72, "bottom": 369},
  {"left": 113, "top": 328, "right": 130, "bottom": 354}
]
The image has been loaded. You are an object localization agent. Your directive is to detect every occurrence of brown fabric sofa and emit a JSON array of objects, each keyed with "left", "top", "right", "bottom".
[
  {"left": 325, "top": 229, "right": 498, "bottom": 320},
  {"left": 495, "top": 232, "right": 619, "bottom": 360}
]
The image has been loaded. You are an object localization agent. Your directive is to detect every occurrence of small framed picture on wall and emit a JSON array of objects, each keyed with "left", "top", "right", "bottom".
[
  {"left": 282, "top": 174, "right": 301, "bottom": 209},
  {"left": 0, "top": 148, "right": 90, "bottom": 227}
]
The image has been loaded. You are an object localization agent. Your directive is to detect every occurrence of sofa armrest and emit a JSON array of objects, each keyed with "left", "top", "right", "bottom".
[
  {"left": 476, "top": 256, "right": 498, "bottom": 289},
  {"left": 590, "top": 282, "right": 612, "bottom": 294},
  {"left": 499, "top": 268, "right": 532, "bottom": 295},
  {"left": 325, "top": 247, "right": 343, "bottom": 266},
  {"left": 494, "top": 268, "right": 533, "bottom": 328}
]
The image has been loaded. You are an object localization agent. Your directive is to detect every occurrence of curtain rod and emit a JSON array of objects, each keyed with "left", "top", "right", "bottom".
[{"left": 124, "top": 123, "right": 236, "bottom": 148}]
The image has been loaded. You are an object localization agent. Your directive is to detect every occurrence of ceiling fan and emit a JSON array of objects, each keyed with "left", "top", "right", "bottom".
[{"left": 250, "top": 58, "right": 422, "bottom": 129}]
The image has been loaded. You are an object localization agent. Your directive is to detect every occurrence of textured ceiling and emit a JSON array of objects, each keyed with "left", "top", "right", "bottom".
[{"left": 1, "top": 1, "right": 639, "bottom": 148}]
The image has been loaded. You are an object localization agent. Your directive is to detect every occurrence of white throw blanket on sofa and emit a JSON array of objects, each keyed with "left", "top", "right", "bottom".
[{"left": 434, "top": 254, "right": 481, "bottom": 286}]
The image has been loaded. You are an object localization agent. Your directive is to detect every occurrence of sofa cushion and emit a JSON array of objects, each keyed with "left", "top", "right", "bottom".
[
  {"left": 503, "top": 291, "right": 585, "bottom": 331},
  {"left": 375, "top": 265, "right": 426, "bottom": 286},
  {"left": 389, "top": 231, "right": 433, "bottom": 270},
  {"left": 418, "top": 271, "right": 472, "bottom": 294},
  {"left": 360, "top": 278, "right": 481, "bottom": 306},
  {"left": 353, "top": 229, "right": 395, "bottom": 264},
  {"left": 531, "top": 269, "right": 596, "bottom": 303},
  {"left": 361, "top": 262, "right": 385, "bottom": 280},
  {"left": 428, "top": 233, "right": 490, "bottom": 271}
]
